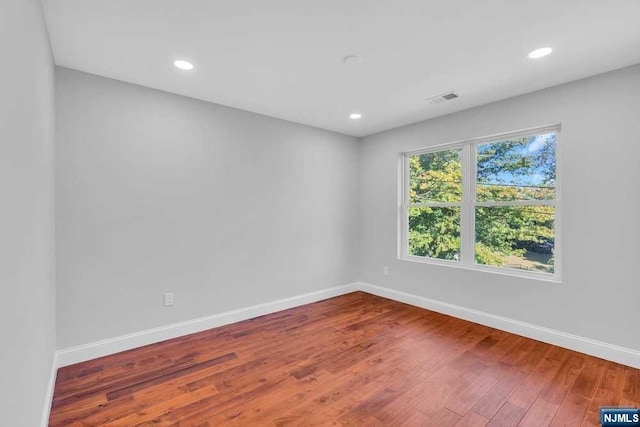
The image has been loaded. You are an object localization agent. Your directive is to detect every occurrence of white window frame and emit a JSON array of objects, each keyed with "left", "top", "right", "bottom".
[{"left": 399, "top": 124, "right": 561, "bottom": 283}]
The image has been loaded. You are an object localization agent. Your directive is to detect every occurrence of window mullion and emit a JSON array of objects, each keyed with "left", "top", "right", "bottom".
[
  {"left": 475, "top": 200, "right": 556, "bottom": 207},
  {"left": 460, "top": 144, "right": 473, "bottom": 265},
  {"left": 469, "top": 144, "right": 477, "bottom": 266},
  {"left": 409, "top": 202, "right": 462, "bottom": 208}
]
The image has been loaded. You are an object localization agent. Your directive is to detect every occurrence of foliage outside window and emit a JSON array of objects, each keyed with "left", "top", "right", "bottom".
[{"left": 402, "top": 127, "right": 559, "bottom": 280}]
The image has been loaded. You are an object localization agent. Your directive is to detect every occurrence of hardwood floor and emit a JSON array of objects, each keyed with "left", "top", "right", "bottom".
[{"left": 49, "top": 292, "right": 640, "bottom": 426}]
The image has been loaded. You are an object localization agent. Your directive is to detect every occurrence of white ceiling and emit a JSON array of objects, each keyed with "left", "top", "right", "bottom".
[{"left": 43, "top": 0, "right": 640, "bottom": 137}]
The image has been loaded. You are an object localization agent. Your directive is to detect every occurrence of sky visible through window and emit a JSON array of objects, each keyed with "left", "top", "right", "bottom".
[
  {"left": 477, "top": 133, "right": 556, "bottom": 202},
  {"left": 478, "top": 133, "right": 556, "bottom": 188}
]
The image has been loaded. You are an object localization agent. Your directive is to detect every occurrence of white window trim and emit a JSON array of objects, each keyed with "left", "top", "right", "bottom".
[{"left": 398, "top": 124, "right": 562, "bottom": 283}]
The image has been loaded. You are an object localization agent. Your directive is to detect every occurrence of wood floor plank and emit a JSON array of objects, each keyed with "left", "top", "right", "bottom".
[
  {"left": 106, "top": 351, "right": 237, "bottom": 400},
  {"left": 539, "top": 352, "right": 585, "bottom": 404},
  {"left": 48, "top": 292, "right": 640, "bottom": 426},
  {"left": 338, "top": 366, "right": 435, "bottom": 425},
  {"left": 623, "top": 367, "right": 640, "bottom": 403},
  {"left": 446, "top": 370, "right": 499, "bottom": 416},
  {"left": 508, "top": 346, "right": 568, "bottom": 410},
  {"left": 569, "top": 357, "right": 608, "bottom": 399},
  {"left": 373, "top": 365, "right": 458, "bottom": 425},
  {"left": 487, "top": 401, "right": 527, "bottom": 427},
  {"left": 583, "top": 361, "right": 629, "bottom": 426},
  {"left": 518, "top": 398, "right": 559, "bottom": 427},
  {"left": 471, "top": 366, "right": 528, "bottom": 419},
  {"left": 215, "top": 369, "right": 349, "bottom": 426},
  {"left": 550, "top": 393, "right": 591, "bottom": 427},
  {"left": 422, "top": 407, "right": 462, "bottom": 426},
  {"left": 398, "top": 409, "right": 431, "bottom": 426},
  {"left": 456, "top": 410, "right": 490, "bottom": 427},
  {"left": 414, "top": 365, "right": 481, "bottom": 417},
  {"left": 273, "top": 368, "right": 402, "bottom": 426}
]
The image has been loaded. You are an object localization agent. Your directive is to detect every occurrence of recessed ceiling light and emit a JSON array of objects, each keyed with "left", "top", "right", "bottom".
[
  {"left": 349, "top": 113, "right": 362, "bottom": 120},
  {"left": 174, "top": 60, "right": 194, "bottom": 70},
  {"left": 528, "top": 47, "right": 552, "bottom": 59}
]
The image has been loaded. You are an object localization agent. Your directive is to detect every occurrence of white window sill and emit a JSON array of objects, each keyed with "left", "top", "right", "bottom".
[{"left": 399, "top": 255, "right": 561, "bottom": 284}]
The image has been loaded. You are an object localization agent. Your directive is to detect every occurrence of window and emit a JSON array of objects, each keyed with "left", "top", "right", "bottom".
[{"left": 400, "top": 126, "right": 560, "bottom": 281}]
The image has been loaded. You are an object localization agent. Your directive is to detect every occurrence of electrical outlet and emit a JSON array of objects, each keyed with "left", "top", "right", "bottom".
[
  {"left": 383, "top": 266, "right": 389, "bottom": 276},
  {"left": 164, "top": 292, "right": 174, "bottom": 307}
]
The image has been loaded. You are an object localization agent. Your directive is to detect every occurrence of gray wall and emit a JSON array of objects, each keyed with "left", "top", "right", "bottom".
[
  {"left": 0, "top": 0, "right": 56, "bottom": 425},
  {"left": 55, "top": 68, "right": 360, "bottom": 348},
  {"left": 56, "top": 65, "right": 640, "bottom": 354},
  {"left": 360, "top": 64, "right": 640, "bottom": 351}
]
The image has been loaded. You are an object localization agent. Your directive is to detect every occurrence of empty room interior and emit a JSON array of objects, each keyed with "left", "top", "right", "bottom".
[{"left": 3, "top": 0, "right": 640, "bottom": 426}]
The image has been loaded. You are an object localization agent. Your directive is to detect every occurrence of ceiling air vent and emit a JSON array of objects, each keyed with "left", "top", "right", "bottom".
[{"left": 426, "top": 91, "right": 459, "bottom": 104}]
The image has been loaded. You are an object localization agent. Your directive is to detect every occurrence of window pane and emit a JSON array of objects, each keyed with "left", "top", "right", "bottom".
[
  {"left": 476, "top": 133, "right": 556, "bottom": 202},
  {"left": 409, "top": 149, "right": 462, "bottom": 203},
  {"left": 475, "top": 206, "right": 555, "bottom": 273},
  {"left": 408, "top": 207, "right": 460, "bottom": 260}
]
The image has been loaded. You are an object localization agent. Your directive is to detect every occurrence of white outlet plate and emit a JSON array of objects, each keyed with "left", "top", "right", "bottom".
[
  {"left": 164, "top": 292, "right": 174, "bottom": 306},
  {"left": 383, "top": 266, "right": 389, "bottom": 276}
]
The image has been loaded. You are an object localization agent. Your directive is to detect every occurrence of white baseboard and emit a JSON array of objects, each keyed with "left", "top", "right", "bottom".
[
  {"left": 359, "top": 282, "right": 640, "bottom": 369},
  {"left": 56, "top": 283, "right": 359, "bottom": 367},
  {"left": 41, "top": 352, "right": 58, "bottom": 427},
  {"left": 55, "top": 281, "right": 640, "bottom": 370}
]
